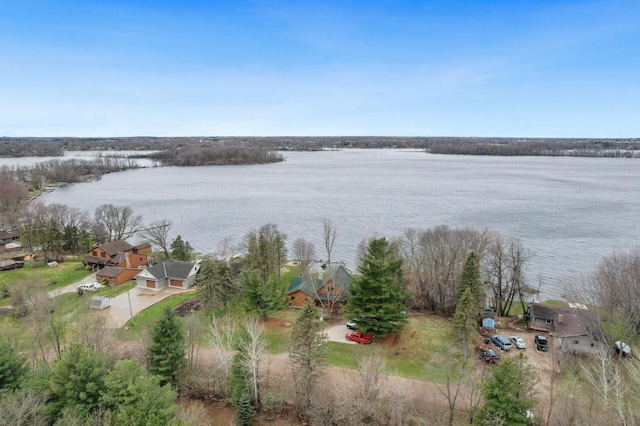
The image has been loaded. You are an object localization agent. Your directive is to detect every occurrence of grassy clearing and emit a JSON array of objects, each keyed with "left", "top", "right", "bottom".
[
  {"left": 263, "top": 309, "right": 299, "bottom": 353},
  {"left": 122, "top": 293, "right": 195, "bottom": 336},
  {"left": 379, "top": 315, "right": 452, "bottom": 380},
  {"left": 95, "top": 282, "right": 136, "bottom": 299},
  {"left": 262, "top": 311, "right": 453, "bottom": 381},
  {"left": 0, "top": 260, "right": 90, "bottom": 306}
]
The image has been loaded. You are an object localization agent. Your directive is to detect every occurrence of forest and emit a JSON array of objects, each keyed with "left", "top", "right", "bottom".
[{"left": 2, "top": 136, "right": 640, "bottom": 157}]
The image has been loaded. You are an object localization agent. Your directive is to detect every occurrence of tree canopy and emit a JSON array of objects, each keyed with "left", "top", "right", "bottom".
[
  {"left": 344, "top": 237, "right": 409, "bottom": 337},
  {"left": 146, "top": 307, "right": 186, "bottom": 386},
  {"left": 457, "top": 251, "right": 484, "bottom": 311},
  {"left": 476, "top": 353, "right": 538, "bottom": 425}
]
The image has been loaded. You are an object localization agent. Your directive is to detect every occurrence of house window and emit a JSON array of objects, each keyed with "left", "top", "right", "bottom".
[{"left": 327, "top": 286, "right": 335, "bottom": 293}]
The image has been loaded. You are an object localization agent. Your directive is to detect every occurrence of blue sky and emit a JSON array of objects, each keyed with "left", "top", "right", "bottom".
[{"left": 1, "top": 1, "right": 638, "bottom": 137}]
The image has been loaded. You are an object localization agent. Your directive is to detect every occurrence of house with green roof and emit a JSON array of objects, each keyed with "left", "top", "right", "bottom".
[{"left": 285, "top": 264, "right": 352, "bottom": 311}]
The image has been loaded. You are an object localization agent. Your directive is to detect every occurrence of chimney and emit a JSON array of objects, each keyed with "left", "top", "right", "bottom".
[{"left": 557, "top": 314, "right": 564, "bottom": 324}]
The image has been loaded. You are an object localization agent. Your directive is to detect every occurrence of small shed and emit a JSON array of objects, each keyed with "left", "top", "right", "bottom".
[
  {"left": 90, "top": 296, "right": 110, "bottom": 310},
  {"left": 482, "top": 318, "right": 496, "bottom": 330}
]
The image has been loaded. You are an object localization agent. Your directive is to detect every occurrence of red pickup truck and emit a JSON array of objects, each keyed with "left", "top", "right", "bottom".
[{"left": 346, "top": 331, "right": 372, "bottom": 344}]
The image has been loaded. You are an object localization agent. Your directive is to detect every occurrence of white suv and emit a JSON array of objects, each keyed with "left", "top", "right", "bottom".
[{"left": 79, "top": 282, "right": 103, "bottom": 292}]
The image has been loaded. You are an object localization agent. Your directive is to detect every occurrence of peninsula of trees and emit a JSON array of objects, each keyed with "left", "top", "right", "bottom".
[{"left": 2, "top": 136, "right": 639, "bottom": 158}]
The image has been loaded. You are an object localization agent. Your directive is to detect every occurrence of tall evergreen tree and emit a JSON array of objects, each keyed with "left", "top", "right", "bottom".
[
  {"left": 198, "top": 257, "right": 240, "bottom": 310},
  {"left": 0, "top": 338, "right": 28, "bottom": 391},
  {"left": 457, "top": 252, "right": 484, "bottom": 311},
  {"left": 146, "top": 308, "right": 186, "bottom": 386},
  {"left": 475, "top": 352, "right": 538, "bottom": 425},
  {"left": 451, "top": 287, "right": 478, "bottom": 360},
  {"left": 49, "top": 344, "right": 108, "bottom": 418},
  {"left": 244, "top": 224, "right": 287, "bottom": 282},
  {"left": 102, "top": 359, "right": 179, "bottom": 426},
  {"left": 344, "top": 238, "right": 410, "bottom": 337},
  {"left": 288, "top": 299, "right": 328, "bottom": 414},
  {"left": 242, "top": 270, "right": 283, "bottom": 321},
  {"left": 170, "top": 235, "right": 194, "bottom": 261}
]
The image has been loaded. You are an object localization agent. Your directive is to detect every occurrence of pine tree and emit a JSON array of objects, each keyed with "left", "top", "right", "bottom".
[
  {"left": 235, "top": 393, "right": 256, "bottom": 426},
  {"left": 344, "top": 238, "right": 410, "bottom": 337},
  {"left": 49, "top": 344, "right": 108, "bottom": 418},
  {"left": 198, "top": 257, "right": 239, "bottom": 310},
  {"left": 0, "top": 338, "right": 28, "bottom": 391},
  {"left": 451, "top": 287, "right": 478, "bottom": 359},
  {"left": 170, "top": 235, "right": 193, "bottom": 261},
  {"left": 102, "top": 359, "right": 179, "bottom": 425},
  {"left": 475, "top": 352, "right": 538, "bottom": 425},
  {"left": 457, "top": 252, "right": 484, "bottom": 311},
  {"left": 288, "top": 299, "right": 328, "bottom": 413},
  {"left": 242, "top": 270, "right": 283, "bottom": 321},
  {"left": 146, "top": 307, "right": 186, "bottom": 386}
]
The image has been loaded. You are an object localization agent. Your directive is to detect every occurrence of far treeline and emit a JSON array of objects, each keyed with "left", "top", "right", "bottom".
[{"left": 2, "top": 136, "right": 640, "bottom": 157}]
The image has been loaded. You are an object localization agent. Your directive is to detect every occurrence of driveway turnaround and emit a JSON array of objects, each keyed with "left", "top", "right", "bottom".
[{"left": 326, "top": 322, "right": 357, "bottom": 345}]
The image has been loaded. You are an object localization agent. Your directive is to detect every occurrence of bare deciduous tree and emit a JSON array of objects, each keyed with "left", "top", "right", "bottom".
[
  {"left": 434, "top": 352, "right": 468, "bottom": 426},
  {"left": 291, "top": 237, "right": 316, "bottom": 276},
  {"left": 93, "top": 204, "right": 142, "bottom": 242},
  {"left": 485, "top": 237, "right": 534, "bottom": 316},
  {"left": 321, "top": 218, "right": 337, "bottom": 263},
  {"left": 237, "top": 317, "right": 267, "bottom": 409},
  {"left": 0, "top": 391, "right": 48, "bottom": 425},
  {"left": 216, "top": 236, "right": 237, "bottom": 260},
  {"left": 397, "top": 226, "right": 492, "bottom": 315},
  {"left": 0, "top": 170, "right": 27, "bottom": 229},
  {"left": 140, "top": 219, "right": 172, "bottom": 257},
  {"left": 208, "top": 314, "right": 237, "bottom": 384}
]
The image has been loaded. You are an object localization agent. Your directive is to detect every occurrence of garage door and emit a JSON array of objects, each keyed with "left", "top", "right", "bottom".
[
  {"left": 170, "top": 279, "right": 183, "bottom": 288},
  {"left": 146, "top": 280, "right": 156, "bottom": 289}
]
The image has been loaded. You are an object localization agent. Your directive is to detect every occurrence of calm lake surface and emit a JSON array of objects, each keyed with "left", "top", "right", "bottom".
[{"left": 38, "top": 149, "right": 640, "bottom": 301}]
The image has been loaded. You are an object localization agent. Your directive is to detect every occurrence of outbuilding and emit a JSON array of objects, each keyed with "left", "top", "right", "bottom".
[{"left": 89, "top": 296, "right": 110, "bottom": 310}]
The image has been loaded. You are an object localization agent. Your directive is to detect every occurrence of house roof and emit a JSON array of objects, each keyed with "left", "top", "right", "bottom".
[
  {"left": 96, "top": 265, "right": 125, "bottom": 278},
  {"left": 0, "top": 232, "right": 19, "bottom": 241},
  {"left": 146, "top": 259, "right": 196, "bottom": 280},
  {"left": 84, "top": 255, "right": 109, "bottom": 266},
  {"left": 109, "top": 252, "right": 128, "bottom": 266},
  {"left": 99, "top": 240, "right": 134, "bottom": 256},
  {"left": 135, "top": 242, "right": 152, "bottom": 251},
  {"left": 286, "top": 265, "right": 352, "bottom": 300},
  {"left": 530, "top": 303, "right": 600, "bottom": 338}
]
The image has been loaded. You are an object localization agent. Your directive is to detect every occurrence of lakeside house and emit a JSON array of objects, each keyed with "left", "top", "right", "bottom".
[
  {"left": 0, "top": 231, "right": 22, "bottom": 253},
  {"left": 529, "top": 303, "right": 602, "bottom": 355},
  {"left": 135, "top": 259, "right": 200, "bottom": 290},
  {"left": 286, "top": 263, "right": 352, "bottom": 309},
  {"left": 84, "top": 239, "right": 152, "bottom": 285}
]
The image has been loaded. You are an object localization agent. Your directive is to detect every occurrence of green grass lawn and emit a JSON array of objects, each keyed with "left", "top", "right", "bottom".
[
  {"left": 121, "top": 293, "right": 196, "bottom": 336},
  {"left": 261, "top": 310, "right": 453, "bottom": 381},
  {"left": 95, "top": 282, "right": 136, "bottom": 298},
  {"left": 0, "top": 260, "right": 91, "bottom": 306}
]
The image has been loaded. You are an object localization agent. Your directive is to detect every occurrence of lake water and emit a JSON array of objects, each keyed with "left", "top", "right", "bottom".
[{"left": 36, "top": 149, "right": 640, "bottom": 301}]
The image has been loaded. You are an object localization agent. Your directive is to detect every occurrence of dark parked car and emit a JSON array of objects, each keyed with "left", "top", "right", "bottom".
[
  {"left": 535, "top": 335, "right": 548, "bottom": 351},
  {"left": 480, "top": 349, "right": 499, "bottom": 364},
  {"left": 491, "top": 335, "right": 512, "bottom": 351},
  {"left": 346, "top": 331, "right": 372, "bottom": 344}
]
